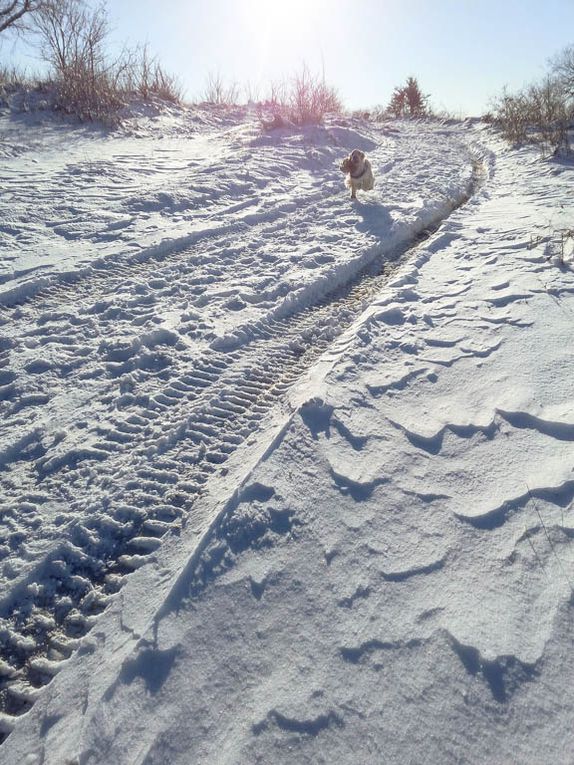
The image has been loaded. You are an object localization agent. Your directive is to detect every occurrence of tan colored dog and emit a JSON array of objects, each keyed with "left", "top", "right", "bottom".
[{"left": 340, "top": 149, "right": 374, "bottom": 199}]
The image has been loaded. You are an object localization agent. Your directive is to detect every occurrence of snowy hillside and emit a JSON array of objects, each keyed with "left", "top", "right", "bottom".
[{"left": 1, "top": 103, "right": 574, "bottom": 764}]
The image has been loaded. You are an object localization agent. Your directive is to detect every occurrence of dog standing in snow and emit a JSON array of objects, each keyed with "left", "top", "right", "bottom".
[{"left": 340, "top": 149, "right": 374, "bottom": 200}]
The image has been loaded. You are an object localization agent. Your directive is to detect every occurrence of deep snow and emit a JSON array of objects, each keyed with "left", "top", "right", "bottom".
[{"left": 1, "top": 101, "right": 574, "bottom": 764}]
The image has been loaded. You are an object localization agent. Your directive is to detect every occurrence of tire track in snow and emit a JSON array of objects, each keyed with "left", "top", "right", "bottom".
[
  {"left": 0, "top": 176, "right": 337, "bottom": 312},
  {"left": 0, "top": 153, "right": 485, "bottom": 742}
]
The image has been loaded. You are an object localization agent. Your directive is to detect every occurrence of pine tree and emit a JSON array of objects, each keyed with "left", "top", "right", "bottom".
[
  {"left": 387, "top": 77, "right": 430, "bottom": 118},
  {"left": 404, "top": 77, "right": 428, "bottom": 117},
  {"left": 388, "top": 86, "right": 407, "bottom": 117}
]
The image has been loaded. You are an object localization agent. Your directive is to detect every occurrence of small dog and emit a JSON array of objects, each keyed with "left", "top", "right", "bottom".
[{"left": 340, "top": 149, "right": 374, "bottom": 200}]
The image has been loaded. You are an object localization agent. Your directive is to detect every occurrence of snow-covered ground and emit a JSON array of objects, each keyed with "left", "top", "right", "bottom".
[{"left": 1, "top": 102, "right": 574, "bottom": 763}]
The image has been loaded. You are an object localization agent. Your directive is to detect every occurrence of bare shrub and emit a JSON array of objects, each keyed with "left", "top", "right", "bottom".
[
  {"left": 145, "top": 62, "right": 182, "bottom": 104},
  {"left": 35, "top": 0, "right": 107, "bottom": 76},
  {"left": 202, "top": 70, "right": 239, "bottom": 105},
  {"left": 257, "top": 65, "right": 341, "bottom": 128},
  {"left": 54, "top": 65, "right": 124, "bottom": 121},
  {"left": 550, "top": 45, "right": 574, "bottom": 101},
  {"left": 0, "top": 63, "right": 53, "bottom": 112},
  {"left": 243, "top": 80, "right": 261, "bottom": 104},
  {"left": 33, "top": 0, "right": 119, "bottom": 119},
  {"left": 198, "top": 65, "right": 341, "bottom": 126},
  {"left": 119, "top": 44, "right": 182, "bottom": 103},
  {"left": 288, "top": 64, "right": 341, "bottom": 124},
  {"left": 0, "top": 63, "right": 29, "bottom": 87},
  {"left": 527, "top": 77, "right": 571, "bottom": 154},
  {"left": 29, "top": 0, "right": 181, "bottom": 122},
  {"left": 490, "top": 87, "right": 531, "bottom": 144},
  {"left": 255, "top": 78, "right": 289, "bottom": 123},
  {"left": 491, "top": 44, "right": 574, "bottom": 153},
  {"left": 492, "top": 78, "right": 572, "bottom": 154}
]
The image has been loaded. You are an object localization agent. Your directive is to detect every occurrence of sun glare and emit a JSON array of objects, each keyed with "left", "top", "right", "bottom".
[
  {"left": 241, "top": 0, "right": 328, "bottom": 84},
  {"left": 243, "top": 0, "right": 326, "bottom": 45}
]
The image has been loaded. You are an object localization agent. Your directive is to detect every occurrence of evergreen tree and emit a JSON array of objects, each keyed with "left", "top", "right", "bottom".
[
  {"left": 387, "top": 77, "right": 430, "bottom": 118},
  {"left": 388, "top": 86, "right": 407, "bottom": 117},
  {"left": 404, "top": 76, "right": 429, "bottom": 117}
]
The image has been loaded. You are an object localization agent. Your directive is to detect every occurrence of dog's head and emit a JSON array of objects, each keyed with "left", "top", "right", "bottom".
[
  {"left": 340, "top": 156, "right": 351, "bottom": 173},
  {"left": 340, "top": 149, "right": 366, "bottom": 174}
]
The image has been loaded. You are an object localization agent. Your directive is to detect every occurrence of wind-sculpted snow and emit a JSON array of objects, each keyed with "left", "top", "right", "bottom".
[
  {"left": 1, "top": 107, "right": 574, "bottom": 764},
  {"left": 0, "top": 107, "right": 481, "bottom": 739}
]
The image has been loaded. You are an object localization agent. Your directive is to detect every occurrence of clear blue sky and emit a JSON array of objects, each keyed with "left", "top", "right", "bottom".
[{"left": 4, "top": 0, "right": 574, "bottom": 115}]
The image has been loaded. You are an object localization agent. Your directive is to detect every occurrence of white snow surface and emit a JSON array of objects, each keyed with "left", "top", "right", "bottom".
[{"left": 1, "top": 102, "right": 574, "bottom": 764}]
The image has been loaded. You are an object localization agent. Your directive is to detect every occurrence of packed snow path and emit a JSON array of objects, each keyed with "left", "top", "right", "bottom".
[
  {"left": 2, "top": 104, "right": 573, "bottom": 762},
  {"left": 9, "top": 132, "right": 572, "bottom": 765},
  {"left": 0, "top": 108, "right": 482, "bottom": 735}
]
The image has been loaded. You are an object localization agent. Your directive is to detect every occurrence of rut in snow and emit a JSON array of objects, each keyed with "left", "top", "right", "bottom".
[{"left": 0, "top": 157, "right": 485, "bottom": 742}]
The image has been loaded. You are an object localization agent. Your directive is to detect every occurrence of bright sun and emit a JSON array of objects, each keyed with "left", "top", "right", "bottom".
[
  {"left": 243, "top": 0, "right": 326, "bottom": 43},
  {"left": 240, "top": 0, "right": 329, "bottom": 83}
]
